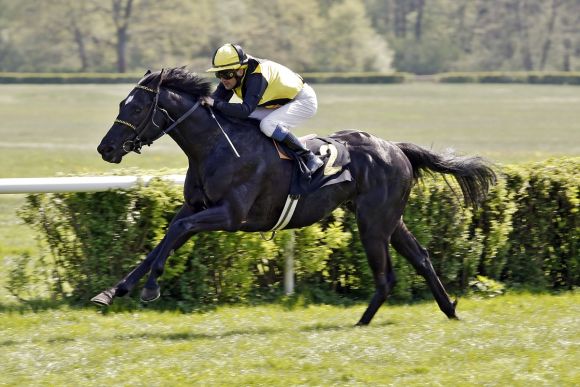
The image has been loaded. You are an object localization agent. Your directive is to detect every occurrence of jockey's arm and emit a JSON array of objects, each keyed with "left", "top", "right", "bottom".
[{"left": 213, "top": 73, "right": 268, "bottom": 118}]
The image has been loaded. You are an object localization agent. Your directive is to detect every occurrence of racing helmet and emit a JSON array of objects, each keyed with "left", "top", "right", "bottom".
[{"left": 207, "top": 43, "right": 248, "bottom": 72}]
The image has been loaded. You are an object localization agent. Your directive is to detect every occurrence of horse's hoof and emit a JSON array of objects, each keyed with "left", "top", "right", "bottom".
[
  {"left": 140, "top": 286, "right": 161, "bottom": 303},
  {"left": 90, "top": 288, "right": 115, "bottom": 306}
]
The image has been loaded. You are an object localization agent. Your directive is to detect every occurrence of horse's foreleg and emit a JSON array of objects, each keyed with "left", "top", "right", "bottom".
[
  {"left": 141, "top": 204, "right": 238, "bottom": 302},
  {"left": 391, "top": 222, "right": 458, "bottom": 319},
  {"left": 91, "top": 204, "right": 195, "bottom": 306}
]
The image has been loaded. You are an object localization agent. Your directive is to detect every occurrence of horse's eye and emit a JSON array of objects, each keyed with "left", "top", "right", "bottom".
[{"left": 134, "top": 107, "right": 142, "bottom": 114}]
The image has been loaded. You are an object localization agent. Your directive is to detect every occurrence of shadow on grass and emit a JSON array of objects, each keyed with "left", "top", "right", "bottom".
[
  {"left": 0, "top": 298, "right": 70, "bottom": 314},
  {"left": 111, "top": 319, "right": 394, "bottom": 342},
  {"left": 0, "top": 317, "right": 401, "bottom": 349}
]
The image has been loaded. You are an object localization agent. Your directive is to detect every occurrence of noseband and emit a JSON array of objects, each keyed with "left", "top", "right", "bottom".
[{"left": 114, "top": 69, "right": 201, "bottom": 154}]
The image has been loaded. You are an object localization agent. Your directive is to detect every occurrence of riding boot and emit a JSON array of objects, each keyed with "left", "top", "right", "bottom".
[{"left": 280, "top": 132, "right": 324, "bottom": 176}]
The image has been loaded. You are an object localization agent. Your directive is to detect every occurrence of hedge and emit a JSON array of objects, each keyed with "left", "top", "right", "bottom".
[
  {"left": 302, "top": 72, "right": 408, "bottom": 84},
  {"left": 437, "top": 72, "right": 580, "bottom": 85},
  {"left": 0, "top": 72, "right": 143, "bottom": 84},
  {"left": 9, "top": 158, "right": 579, "bottom": 308}
]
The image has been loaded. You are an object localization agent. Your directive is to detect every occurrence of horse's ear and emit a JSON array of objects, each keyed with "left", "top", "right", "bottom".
[{"left": 144, "top": 70, "right": 152, "bottom": 76}]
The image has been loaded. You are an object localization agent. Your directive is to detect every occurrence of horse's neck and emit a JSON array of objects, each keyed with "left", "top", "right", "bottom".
[{"left": 165, "top": 97, "right": 222, "bottom": 162}]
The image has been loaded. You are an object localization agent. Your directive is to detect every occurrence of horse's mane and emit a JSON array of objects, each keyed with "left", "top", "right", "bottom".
[
  {"left": 139, "top": 67, "right": 258, "bottom": 129},
  {"left": 140, "top": 67, "right": 213, "bottom": 97}
]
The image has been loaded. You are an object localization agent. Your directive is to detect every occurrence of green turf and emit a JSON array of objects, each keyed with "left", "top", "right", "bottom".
[{"left": 1, "top": 293, "right": 578, "bottom": 386}]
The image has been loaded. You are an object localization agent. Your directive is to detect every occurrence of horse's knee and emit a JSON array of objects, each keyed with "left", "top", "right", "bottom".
[{"left": 172, "top": 219, "right": 189, "bottom": 235}]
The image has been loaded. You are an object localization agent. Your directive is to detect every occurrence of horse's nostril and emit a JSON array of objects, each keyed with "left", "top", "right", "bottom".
[{"left": 97, "top": 143, "right": 113, "bottom": 155}]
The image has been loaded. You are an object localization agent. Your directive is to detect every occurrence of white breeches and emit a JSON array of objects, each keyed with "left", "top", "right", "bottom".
[{"left": 249, "top": 83, "right": 318, "bottom": 137}]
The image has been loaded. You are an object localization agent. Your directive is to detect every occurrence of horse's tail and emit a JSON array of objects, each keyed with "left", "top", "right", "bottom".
[{"left": 395, "top": 142, "right": 497, "bottom": 208}]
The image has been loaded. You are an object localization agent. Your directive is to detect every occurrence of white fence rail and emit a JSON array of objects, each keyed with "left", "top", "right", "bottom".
[{"left": 0, "top": 175, "right": 186, "bottom": 194}]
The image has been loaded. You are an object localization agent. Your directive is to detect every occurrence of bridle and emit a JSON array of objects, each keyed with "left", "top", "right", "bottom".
[
  {"left": 113, "top": 69, "right": 239, "bottom": 157},
  {"left": 114, "top": 69, "right": 201, "bottom": 154}
]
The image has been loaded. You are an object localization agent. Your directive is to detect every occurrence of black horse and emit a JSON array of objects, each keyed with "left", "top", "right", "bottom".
[{"left": 93, "top": 67, "right": 496, "bottom": 325}]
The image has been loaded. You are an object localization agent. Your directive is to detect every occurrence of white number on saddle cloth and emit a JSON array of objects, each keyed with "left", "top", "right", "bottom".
[{"left": 319, "top": 144, "right": 341, "bottom": 176}]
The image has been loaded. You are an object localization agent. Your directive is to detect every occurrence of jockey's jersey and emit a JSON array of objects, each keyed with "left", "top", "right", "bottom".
[{"left": 212, "top": 57, "right": 304, "bottom": 118}]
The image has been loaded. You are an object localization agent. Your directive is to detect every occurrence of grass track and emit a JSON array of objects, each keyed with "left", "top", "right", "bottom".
[{"left": 1, "top": 293, "right": 579, "bottom": 386}]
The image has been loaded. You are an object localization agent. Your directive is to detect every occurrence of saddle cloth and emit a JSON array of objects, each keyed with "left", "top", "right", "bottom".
[{"left": 277, "top": 136, "right": 353, "bottom": 196}]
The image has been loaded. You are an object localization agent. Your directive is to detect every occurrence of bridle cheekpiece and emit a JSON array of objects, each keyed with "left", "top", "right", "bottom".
[{"left": 114, "top": 70, "right": 173, "bottom": 154}]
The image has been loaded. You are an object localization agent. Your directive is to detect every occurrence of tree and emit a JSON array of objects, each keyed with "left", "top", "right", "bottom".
[
  {"left": 1, "top": 0, "right": 578, "bottom": 73},
  {"left": 312, "top": 0, "right": 392, "bottom": 72}
]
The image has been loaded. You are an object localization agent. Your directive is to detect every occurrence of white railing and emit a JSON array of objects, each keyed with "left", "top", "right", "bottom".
[{"left": 0, "top": 175, "right": 186, "bottom": 194}]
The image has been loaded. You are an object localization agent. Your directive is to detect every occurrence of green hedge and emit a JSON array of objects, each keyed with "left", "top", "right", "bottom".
[
  {"left": 3, "top": 71, "right": 580, "bottom": 85},
  {"left": 437, "top": 72, "right": 580, "bottom": 85},
  {"left": 10, "top": 158, "right": 579, "bottom": 307},
  {"left": 0, "top": 72, "right": 143, "bottom": 84},
  {"left": 2, "top": 71, "right": 579, "bottom": 85},
  {"left": 302, "top": 72, "right": 408, "bottom": 84}
]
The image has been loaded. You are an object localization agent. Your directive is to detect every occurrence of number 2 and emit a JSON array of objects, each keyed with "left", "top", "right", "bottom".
[{"left": 319, "top": 144, "right": 341, "bottom": 176}]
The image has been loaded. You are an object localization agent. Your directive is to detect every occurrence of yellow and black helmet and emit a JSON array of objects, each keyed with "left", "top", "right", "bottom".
[{"left": 207, "top": 43, "right": 248, "bottom": 72}]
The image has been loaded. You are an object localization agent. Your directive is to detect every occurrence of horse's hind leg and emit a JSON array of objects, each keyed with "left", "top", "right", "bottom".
[
  {"left": 391, "top": 221, "right": 458, "bottom": 319},
  {"left": 356, "top": 238, "right": 397, "bottom": 326}
]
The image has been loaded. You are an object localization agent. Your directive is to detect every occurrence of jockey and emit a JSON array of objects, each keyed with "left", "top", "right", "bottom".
[{"left": 201, "top": 43, "right": 323, "bottom": 176}]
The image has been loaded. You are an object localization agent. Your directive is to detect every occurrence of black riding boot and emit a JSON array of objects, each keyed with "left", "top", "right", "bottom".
[{"left": 281, "top": 132, "right": 324, "bottom": 176}]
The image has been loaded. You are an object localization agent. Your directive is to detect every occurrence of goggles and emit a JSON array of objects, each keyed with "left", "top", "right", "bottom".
[{"left": 215, "top": 70, "right": 236, "bottom": 80}]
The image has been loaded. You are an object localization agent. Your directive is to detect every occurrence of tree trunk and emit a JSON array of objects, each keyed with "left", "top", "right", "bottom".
[
  {"left": 73, "top": 24, "right": 89, "bottom": 72},
  {"left": 539, "top": 0, "right": 561, "bottom": 71},
  {"left": 112, "top": 0, "right": 133, "bottom": 73},
  {"left": 394, "top": 0, "right": 407, "bottom": 38},
  {"left": 562, "top": 38, "right": 571, "bottom": 71},
  {"left": 515, "top": 0, "right": 534, "bottom": 71},
  {"left": 116, "top": 26, "right": 128, "bottom": 73},
  {"left": 414, "top": 0, "right": 425, "bottom": 41}
]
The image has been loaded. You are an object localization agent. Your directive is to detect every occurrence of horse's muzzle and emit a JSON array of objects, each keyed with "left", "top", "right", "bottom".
[{"left": 97, "top": 142, "right": 123, "bottom": 164}]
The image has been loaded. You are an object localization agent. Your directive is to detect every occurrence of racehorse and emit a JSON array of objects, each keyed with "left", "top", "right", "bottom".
[{"left": 93, "top": 67, "right": 496, "bottom": 325}]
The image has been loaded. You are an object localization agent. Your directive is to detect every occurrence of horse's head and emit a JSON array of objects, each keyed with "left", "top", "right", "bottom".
[
  {"left": 98, "top": 68, "right": 214, "bottom": 163},
  {"left": 97, "top": 70, "right": 172, "bottom": 163}
]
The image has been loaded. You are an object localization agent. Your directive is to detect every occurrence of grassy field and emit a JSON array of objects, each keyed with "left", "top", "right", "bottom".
[{"left": 1, "top": 293, "right": 579, "bottom": 386}]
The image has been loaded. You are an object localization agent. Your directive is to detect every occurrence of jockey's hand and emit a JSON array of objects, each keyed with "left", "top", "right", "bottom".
[{"left": 200, "top": 96, "right": 214, "bottom": 107}]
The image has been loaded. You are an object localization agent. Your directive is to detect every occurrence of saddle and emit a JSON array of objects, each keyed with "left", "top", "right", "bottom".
[{"left": 267, "top": 135, "right": 353, "bottom": 233}]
